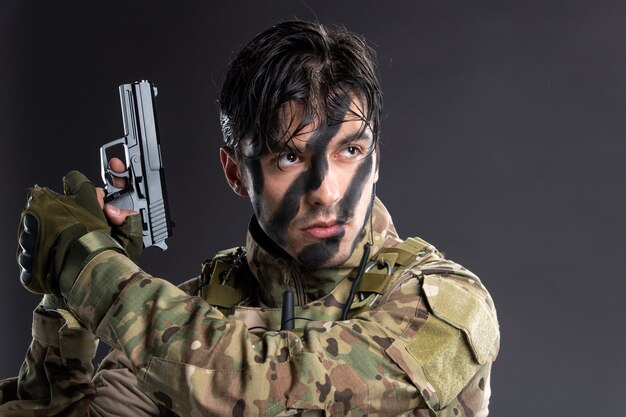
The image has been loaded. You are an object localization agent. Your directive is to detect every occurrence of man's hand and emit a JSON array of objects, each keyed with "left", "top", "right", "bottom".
[
  {"left": 17, "top": 165, "right": 143, "bottom": 296},
  {"left": 18, "top": 171, "right": 121, "bottom": 295}
]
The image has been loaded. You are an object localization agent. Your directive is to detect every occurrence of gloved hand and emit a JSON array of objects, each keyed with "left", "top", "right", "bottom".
[{"left": 17, "top": 171, "right": 127, "bottom": 296}]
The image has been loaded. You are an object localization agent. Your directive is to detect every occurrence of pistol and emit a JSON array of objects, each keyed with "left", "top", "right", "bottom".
[{"left": 100, "top": 80, "right": 173, "bottom": 250}]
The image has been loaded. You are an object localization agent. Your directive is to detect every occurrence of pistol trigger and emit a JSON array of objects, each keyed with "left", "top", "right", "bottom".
[
  {"left": 104, "top": 167, "right": 129, "bottom": 194},
  {"left": 106, "top": 166, "right": 130, "bottom": 179}
]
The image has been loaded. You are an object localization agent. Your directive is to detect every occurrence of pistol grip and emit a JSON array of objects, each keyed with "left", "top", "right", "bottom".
[{"left": 104, "top": 189, "right": 134, "bottom": 211}]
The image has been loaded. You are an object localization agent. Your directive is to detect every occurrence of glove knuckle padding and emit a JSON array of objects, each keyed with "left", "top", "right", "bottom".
[
  {"left": 18, "top": 185, "right": 110, "bottom": 295},
  {"left": 18, "top": 224, "right": 36, "bottom": 253}
]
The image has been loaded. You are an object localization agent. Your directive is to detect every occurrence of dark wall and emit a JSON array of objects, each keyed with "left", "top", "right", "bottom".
[{"left": 2, "top": 1, "right": 625, "bottom": 415}]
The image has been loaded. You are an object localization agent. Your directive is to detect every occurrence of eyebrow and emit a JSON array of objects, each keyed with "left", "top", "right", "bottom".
[
  {"left": 268, "top": 125, "right": 374, "bottom": 157},
  {"left": 334, "top": 128, "right": 374, "bottom": 148}
]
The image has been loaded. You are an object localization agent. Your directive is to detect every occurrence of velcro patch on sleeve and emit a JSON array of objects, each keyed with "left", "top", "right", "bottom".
[
  {"left": 406, "top": 314, "right": 480, "bottom": 408},
  {"left": 421, "top": 274, "right": 499, "bottom": 365}
]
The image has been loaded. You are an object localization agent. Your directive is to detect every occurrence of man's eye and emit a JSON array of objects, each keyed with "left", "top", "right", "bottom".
[
  {"left": 339, "top": 146, "right": 362, "bottom": 159},
  {"left": 277, "top": 152, "right": 301, "bottom": 169}
]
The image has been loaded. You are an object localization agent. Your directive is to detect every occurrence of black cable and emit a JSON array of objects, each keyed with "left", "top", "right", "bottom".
[
  {"left": 249, "top": 317, "right": 315, "bottom": 333},
  {"left": 341, "top": 242, "right": 371, "bottom": 320},
  {"left": 247, "top": 326, "right": 270, "bottom": 332},
  {"left": 281, "top": 316, "right": 314, "bottom": 329}
]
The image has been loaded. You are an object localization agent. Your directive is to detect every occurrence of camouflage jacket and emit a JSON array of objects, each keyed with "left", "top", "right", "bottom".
[{"left": 0, "top": 199, "right": 499, "bottom": 416}]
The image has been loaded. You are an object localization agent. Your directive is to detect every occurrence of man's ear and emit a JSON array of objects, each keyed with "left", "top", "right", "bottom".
[{"left": 220, "top": 147, "right": 249, "bottom": 197}]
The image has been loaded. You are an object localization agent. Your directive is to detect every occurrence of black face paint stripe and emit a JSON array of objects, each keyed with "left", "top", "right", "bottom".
[
  {"left": 270, "top": 172, "right": 305, "bottom": 246},
  {"left": 303, "top": 125, "right": 335, "bottom": 193},
  {"left": 337, "top": 151, "right": 374, "bottom": 222},
  {"left": 246, "top": 157, "right": 265, "bottom": 217},
  {"left": 248, "top": 158, "right": 264, "bottom": 197},
  {"left": 297, "top": 233, "right": 344, "bottom": 269}
]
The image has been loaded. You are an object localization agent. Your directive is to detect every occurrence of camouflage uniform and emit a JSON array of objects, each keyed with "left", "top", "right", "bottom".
[{"left": 0, "top": 199, "right": 499, "bottom": 416}]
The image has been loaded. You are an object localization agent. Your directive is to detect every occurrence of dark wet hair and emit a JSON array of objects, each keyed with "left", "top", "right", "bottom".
[{"left": 219, "top": 20, "right": 382, "bottom": 158}]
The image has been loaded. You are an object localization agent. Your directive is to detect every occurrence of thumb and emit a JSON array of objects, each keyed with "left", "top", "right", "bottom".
[
  {"left": 104, "top": 204, "right": 137, "bottom": 226},
  {"left": 63, "top": 171, "right": 105, "bottom": 220}
]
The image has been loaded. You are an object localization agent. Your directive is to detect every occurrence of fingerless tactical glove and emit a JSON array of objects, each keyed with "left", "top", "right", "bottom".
[{"left": 17, "top": 171, "right": 129, "bottom": 296}]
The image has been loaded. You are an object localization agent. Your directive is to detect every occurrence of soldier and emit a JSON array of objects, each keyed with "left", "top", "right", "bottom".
[{"left": 0, "top": 20, "right": 499, "bottom": 416}]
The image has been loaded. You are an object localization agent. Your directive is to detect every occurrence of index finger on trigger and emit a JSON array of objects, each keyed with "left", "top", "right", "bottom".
[{"left": 108, "top": 157, "right": 128, "bottom": 189}]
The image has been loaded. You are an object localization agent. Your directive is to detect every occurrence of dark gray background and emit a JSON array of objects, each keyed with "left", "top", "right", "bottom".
[{"left": 1, "top": 1, "right": 624, "bottom": 415}]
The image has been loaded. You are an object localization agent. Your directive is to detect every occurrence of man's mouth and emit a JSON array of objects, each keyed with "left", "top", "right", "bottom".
[{"left": 302, "top": 221, "right": 346, "bottom": 239}]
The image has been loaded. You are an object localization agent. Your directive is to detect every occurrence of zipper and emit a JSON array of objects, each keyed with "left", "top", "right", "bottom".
[{"left": 286, "top": 262, "right": 307, "bottom": 305}]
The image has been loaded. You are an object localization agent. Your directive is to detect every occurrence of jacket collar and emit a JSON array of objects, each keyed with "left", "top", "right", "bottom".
[{"left": 245, "top": 198, "right": 401, "bottom": 307}]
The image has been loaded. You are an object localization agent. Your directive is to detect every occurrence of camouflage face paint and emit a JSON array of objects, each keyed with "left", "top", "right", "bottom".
[{"left": 246, "top": 157, "right": 265, "bottom": 216}]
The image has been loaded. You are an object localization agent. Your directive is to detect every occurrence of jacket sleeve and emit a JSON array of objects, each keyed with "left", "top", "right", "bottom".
[
  {"left": 0, "top": 307, "right": 98, "bottom": 416},
  {"left": 0, "top": 307, "right": 171, "bottom": 417},
  {"left": 63, "top": 251, "right": 500, "bottom": 417}
]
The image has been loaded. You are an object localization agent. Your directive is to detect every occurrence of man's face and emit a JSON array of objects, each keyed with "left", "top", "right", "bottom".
[{"left": 233, "top": 99, "right": 379, "bottom": 269}]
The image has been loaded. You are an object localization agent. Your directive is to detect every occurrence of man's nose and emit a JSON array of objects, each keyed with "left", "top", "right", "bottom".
[{"left": 306, "top": 166, "right": 341, "bottom": 207}]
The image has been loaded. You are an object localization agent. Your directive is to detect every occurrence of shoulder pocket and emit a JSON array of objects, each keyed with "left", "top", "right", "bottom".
[
  {"left": 403, "top": 274, "right": 499, "bottom": 409},
  {"left": 421, "top": 274, "right": 499, "bottom": 365}
]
